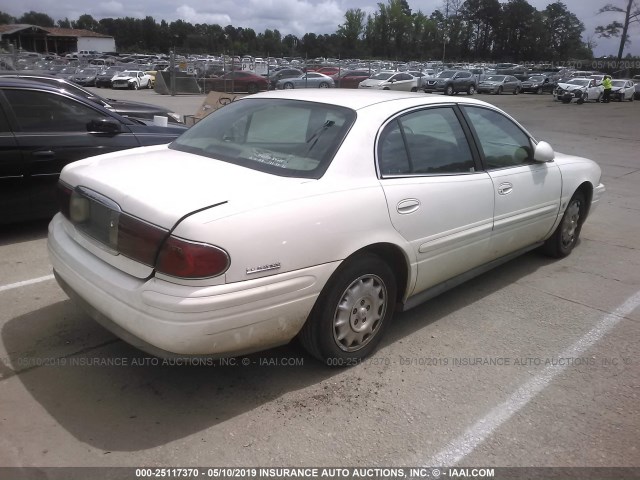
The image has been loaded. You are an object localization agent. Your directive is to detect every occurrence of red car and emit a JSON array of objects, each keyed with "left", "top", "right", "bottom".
[
  {"left": 204, "top": 71, "right": 268, "bottom": 94},
  {"left": 316, "top": 67, "right": 341, "bottom": 76},
  {"left": 332, "top": 70, "right": 371, "bottom": 89}
]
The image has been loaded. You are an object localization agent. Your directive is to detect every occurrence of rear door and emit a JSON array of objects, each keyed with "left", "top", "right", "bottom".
[
  {"left": 0, "top": 100, "right": 29, "bottom": 223},
  {"left": 378, "top": 105, "right": 495, "bottom": 296},
  {"left": 0, "top": 86, "right": 140, "bottom": 219}
]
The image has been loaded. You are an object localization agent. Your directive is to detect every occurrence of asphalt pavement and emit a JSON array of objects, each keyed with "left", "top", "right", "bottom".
[{"left": 0, "top": 89, "right": 638, "bottom": 472}]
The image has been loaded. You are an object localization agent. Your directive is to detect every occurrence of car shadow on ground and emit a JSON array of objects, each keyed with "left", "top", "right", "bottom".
[
  {"left": 0, "top": 219, "right": 50, "bottom": 246},
  {"left": 1, "top": 250, "right": 557, "bottom": 452}
]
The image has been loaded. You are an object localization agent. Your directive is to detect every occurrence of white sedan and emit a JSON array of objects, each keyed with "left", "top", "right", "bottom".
[
  {"left": 358, "top": 71, "right": 419, "bottom": 91},
  {"left": 553, "top": 78, "right": 603, "bottom": 103},
  {"left": 111, "top": 70, "right": 153, "bottom": 90},
  {"left": 610, "top": 79, "right": 635, "bottom": 102},
  {"left": 48, "top": 90, "right": 605, "bottom": 364}
]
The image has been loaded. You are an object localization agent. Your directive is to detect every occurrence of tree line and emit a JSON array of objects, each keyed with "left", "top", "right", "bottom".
[{"left": 0, "top": 0, "right": 635, "bottom": 62}]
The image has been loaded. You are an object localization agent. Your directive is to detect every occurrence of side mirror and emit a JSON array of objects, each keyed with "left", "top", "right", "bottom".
[
  {"left": 87, "top": 118, "right": 121, "bottom": 135},
  {"left": 533, "top": 141, "right": 555, "bottom": 163}
]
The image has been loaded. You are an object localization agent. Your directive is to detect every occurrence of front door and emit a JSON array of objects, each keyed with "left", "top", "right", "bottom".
[{"left": 461, "top": 105, "right": 562, "bottom": 259}]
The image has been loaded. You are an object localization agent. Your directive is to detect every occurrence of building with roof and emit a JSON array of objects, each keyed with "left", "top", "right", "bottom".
[{"left": 0, "top": 24, "right": 115, "bottom": 55}]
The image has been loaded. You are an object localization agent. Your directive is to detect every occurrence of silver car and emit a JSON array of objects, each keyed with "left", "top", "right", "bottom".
[
  {"left": 276, "top": 72, "right": 335, "bottom": 89},
  {"left": 477, "top": 75, "right": 522, "bottom": 94}
]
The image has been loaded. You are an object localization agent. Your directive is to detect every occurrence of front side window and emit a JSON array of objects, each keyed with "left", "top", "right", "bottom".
[
  {"left": 463, "top": 106, "right": 533, "bottom": 169},
  {"left": 171, "top": 98, "right": 355, "bottom": 179},
  {"left": 4, "top": 89, "right": 111, "bottom": 132},
  {"left": 378, "top": 107, "right": 475, "bottom": 176}
]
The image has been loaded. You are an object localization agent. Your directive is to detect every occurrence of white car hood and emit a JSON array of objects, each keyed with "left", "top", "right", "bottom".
[
  {"left": 557, "top": 82, "right": 586, "bottom": 91},
  {"left": 60, "top": 144, "right": 305, "bottom": 229},
  {"left": 359, "top": 79, "right": 384, "bottom": 87}
]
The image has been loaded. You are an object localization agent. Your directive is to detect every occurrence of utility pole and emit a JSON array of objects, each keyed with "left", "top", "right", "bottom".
[{"left": 442, "top": 0, "right": 449, "bottom": 64}]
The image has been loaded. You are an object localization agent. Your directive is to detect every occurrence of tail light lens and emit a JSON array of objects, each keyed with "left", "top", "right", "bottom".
[
  {"left": 57, "top": 182, "right": 73, "bottom": 220},
  {"left": 156, "top": 236, "right": 230, "bottom": 279},
  {"left": 57, "top": 181, "right": 230, "bottom": 279}
]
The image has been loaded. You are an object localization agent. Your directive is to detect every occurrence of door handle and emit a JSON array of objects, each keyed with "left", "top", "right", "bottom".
[
  {"left": 497, "top": 183, "right": 513, "bottom": 195},
  {"left": 397, "top": 198, "right": 420, "bottom": 214},
  {"left": 33, "top": 150, "right": 55, "bottom": 159}
]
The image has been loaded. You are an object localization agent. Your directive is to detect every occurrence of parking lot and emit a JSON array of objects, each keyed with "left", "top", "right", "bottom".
[{"left": 1, "top": 89, "right": 639, "bottom": 469}]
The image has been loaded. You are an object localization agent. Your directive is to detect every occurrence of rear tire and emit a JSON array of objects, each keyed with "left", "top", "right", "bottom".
[
  {"left": 298, "top": 253, "right": 397, "bottom": 365},
  {"left": 496, "top": 86, "right": 503, "bottom": 95},
  {"left": 542, "top": 191, "right": 586, "bottom": 258},
  {"left": 319, "top": 82, "right": 329, "bottom": 88},
  {"left": 247, "top": 83, "right": 259, "bottom": 94},
  {"left": 467, "top": 84, "right": 475, "bottom": 95}
]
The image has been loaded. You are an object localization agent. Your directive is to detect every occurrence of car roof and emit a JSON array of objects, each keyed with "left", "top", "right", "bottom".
[{"left": 242, "top": 88, "right": 496, "bottom": 111}]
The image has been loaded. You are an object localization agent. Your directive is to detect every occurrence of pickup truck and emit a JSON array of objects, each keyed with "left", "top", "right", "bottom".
[{"left": 423, "top": 70, "right": 477, "bottom": 95}]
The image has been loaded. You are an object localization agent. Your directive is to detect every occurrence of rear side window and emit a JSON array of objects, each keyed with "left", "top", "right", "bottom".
[
  {"left": 378, "top": 107, "right": 475, "bottom": 176},
  {"left": 3, "top": 89, "right": 110, "bottom": 132}
]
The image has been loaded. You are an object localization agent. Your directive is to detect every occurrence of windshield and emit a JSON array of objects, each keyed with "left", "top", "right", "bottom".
[
  {"left": 61, "top": 67, "right": 76, "bottom": 74},
  {"left": 437, "top": 71, "right": 455, "bottom": 78},
  {"left": 528, "top": 76, "right": 545, "bottom": 82},
  {"left": 371, "top": 72, "right": 394, "bottom": 80},
  {"left": 170, "top": 99, "right": 356, "bottom": 179},
  {"left": 611, "top": 80, "right": 626, "bottom": 87},
  {"left": 121, "top": 71, "right": 137, "bottom": 76},
  {"left": 567, "top": 79, "right": 589, "bottom": 86},
  {"left": 485, "top": 75, "right": 505, "bottom": 82},
  {"left": 79, "top": 68, "right": 98, "bottom": 75}
]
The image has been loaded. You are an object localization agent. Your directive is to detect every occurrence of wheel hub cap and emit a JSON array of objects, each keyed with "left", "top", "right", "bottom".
[{"left": 333, "top": 275, "right": 387, "bottom": 352}]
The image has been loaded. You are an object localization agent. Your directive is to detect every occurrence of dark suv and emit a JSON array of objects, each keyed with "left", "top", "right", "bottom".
[{"left": 423, "top": 70, "right": 476, "bottom": 95}]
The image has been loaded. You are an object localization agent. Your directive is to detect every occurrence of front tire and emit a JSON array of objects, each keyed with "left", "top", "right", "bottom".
[
  {"left": 283, "top": 82, "right": 294, "bottom": 90},
  {"left": 513, "top": 86, "right": 520, "bottom": 95},
  {"left": 536, "top": 86, "right": 543, "bottom": 94},
  {"left": 445, "top": 85, "right": 454, "bottom": 96},
  {"left": 496, "top": 86, "right": 503, "bottom": 95},
  {"left": 131, "top": 82, "right": 138, "bottom": 90},
  {"left": 542, "top": 191, "right": 586, "bottom": 258},
  {"left": 298, "top": 253, "right": 397, "bottom": 364}
]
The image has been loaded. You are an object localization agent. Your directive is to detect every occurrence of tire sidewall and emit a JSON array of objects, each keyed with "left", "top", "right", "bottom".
[{"left": 307, "top": 254, "right": 397, "bottom": 364}]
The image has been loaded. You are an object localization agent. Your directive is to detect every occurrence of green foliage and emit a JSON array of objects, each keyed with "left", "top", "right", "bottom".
[
  {"left": 0, "top": 11, "right": 16, "bottom": 24},
  {"left": 2, "top": 1, "right": 593, "bottom": 61},
  {"left": 18, "top": 11, "right": 55, "bottom": 27},
  {"left": 595, "top": 0, "right": 640, "bottom": 60}
]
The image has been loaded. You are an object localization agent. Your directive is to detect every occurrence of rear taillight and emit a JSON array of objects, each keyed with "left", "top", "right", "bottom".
[
  {"left": 117, "top": 214, "right": 168, "bottom": 266},
  {"left": 57, "top": 182, "right": 73, "bottom": 220},
  {"left": 156, "top": 236, "right": 230, "bottom": 279},
  {"left": 57, "top": 181, "right": 229, "bottom": 278}
]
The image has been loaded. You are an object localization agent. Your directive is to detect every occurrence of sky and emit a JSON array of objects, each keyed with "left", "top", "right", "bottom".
[{"left": 3, "top": 0, "right": 639, "bottom": 57}]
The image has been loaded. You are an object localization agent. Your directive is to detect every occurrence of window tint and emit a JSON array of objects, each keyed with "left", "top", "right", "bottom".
[
  {"left": 378, "top": 107, "right": 475, "bottom": 176},
  {"left": 463, "top": 106, "right": 533, "bottom": 169},
  {"left": 4, "top": 89, "right": 111, "bottom": 132},
  {"left": 0, "top": 104, "right": 11, "bottom": 132},
  {"left": 171, "top": 98, "right": 355, "bottom": 179}
]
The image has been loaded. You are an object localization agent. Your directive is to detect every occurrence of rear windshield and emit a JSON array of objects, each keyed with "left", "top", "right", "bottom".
[{"left": 170, "top": 98, "right": 356, "bottom": 179}]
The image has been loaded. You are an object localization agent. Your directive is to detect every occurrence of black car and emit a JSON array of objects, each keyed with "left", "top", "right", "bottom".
[
  {"left": 0, "top": 73, "right": 183, "bottom": 124},
  {"left": 520, "top": 75, "right": 555, "bottom": 94},
  {"left": 95, "top": 66, "right": 126, "bottom": 88},
  {"left": 0, "top": 78, "right": 187, "bottom": 224}
]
